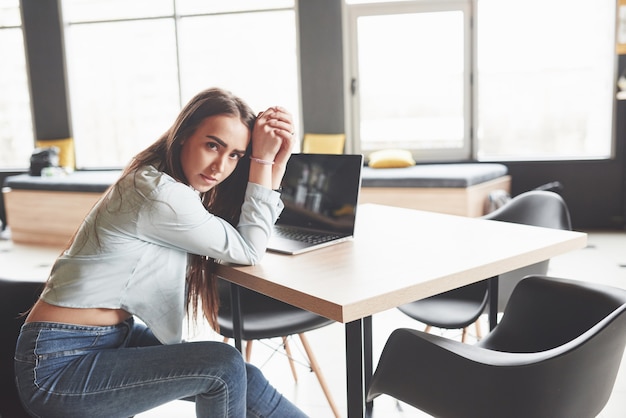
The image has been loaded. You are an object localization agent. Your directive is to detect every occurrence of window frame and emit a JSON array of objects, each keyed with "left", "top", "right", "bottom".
[
  {"left": 345, "top": 0, "right": 617, "bottom": 163},
  {"left": 345, "top": 0, "right": 473, "bottom": 161}
]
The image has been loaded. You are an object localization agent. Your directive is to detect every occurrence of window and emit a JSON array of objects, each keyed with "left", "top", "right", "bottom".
[
  {"left": 347, "top": 0, "right": 471, "bottom": 160},
  {"left": 0, "top": 0, "right": 34, "bottom": 169},
  {"left": 346, "top": 0, "right": 616, "bottom": 161},
  {"left": 62, "top": 0, "right": 298, "bottom": 168}
]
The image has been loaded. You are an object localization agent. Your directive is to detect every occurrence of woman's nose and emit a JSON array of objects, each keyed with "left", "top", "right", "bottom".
[{"left": 212, "top": 156, "right": 226, "bottom": 172}]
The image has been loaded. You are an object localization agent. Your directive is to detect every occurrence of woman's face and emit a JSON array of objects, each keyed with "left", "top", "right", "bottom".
[{"left": 180, "top": 114, "right": 250, "bottom": 193}]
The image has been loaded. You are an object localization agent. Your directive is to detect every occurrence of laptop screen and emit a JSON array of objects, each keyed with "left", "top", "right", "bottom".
[{"left": 277, "top": 153, "right": 363, "bottom": 234}]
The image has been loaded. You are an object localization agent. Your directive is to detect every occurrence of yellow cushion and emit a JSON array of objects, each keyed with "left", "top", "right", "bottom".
[
  {"left": 368, "top": 149, "right": 416, "bottom": 168},
  {"left": 35, "top": 138, "right": 75, "bottom": 169}
]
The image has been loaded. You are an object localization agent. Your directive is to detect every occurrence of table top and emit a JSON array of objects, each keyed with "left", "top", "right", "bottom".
[
  {"left": 0, "top": 239, "right": 60, "bottom": 281},
  {"left": 216, "top": 203, "right": 588, "bottom": 323}
]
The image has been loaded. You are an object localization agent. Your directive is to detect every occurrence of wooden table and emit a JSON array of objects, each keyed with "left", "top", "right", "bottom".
[{"left": 216, "top": 204, "right": 588, "bottom": 418}]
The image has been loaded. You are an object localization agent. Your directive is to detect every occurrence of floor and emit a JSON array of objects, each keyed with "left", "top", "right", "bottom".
[{"left": 2, "top": 229, "right": 626, "bottom": 417}]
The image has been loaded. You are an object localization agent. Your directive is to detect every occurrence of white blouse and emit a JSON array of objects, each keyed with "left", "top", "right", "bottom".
[{"left": 40, "top": 165, "right": 283, "bottom": 344}]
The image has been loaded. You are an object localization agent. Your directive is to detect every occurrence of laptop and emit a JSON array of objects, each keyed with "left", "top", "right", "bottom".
[{"left": 267, "top": 153, "right": 364, "bottom": 255}]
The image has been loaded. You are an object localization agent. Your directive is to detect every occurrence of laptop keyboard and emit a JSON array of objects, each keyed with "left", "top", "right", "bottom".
[{"left": 273, "top": 226, "right": 342, "bottom": 245}]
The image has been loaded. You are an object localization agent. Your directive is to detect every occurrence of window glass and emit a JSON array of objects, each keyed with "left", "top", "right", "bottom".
[
  {"left": 0, "top": 0, "right": 21, "bottom": 26},
  {"left": 355, "top": 11, "right": 466, "bottom": 156},
  {"left": 65, "top": 19, "right": 180, "bottom": 167},
  {"left": 476, "top": 0, "right": 615, "bottom": 160},
  {"left": 0, "top": 1, "right": 34, "bottom": 169},
  {"left": 177, "top": 10, "right": 299, "bottom": 128}
]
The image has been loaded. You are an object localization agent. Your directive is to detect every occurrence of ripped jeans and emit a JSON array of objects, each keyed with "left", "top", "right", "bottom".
[{"left": 14, "top": 318, "right": 307, "bottom": 418}]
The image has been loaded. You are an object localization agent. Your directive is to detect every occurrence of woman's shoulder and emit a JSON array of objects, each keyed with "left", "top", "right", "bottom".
[
  {"left": 120, "top": 165, "right": 177, "bottom": 191},
  {"left": 110, "top": 165, "right": 190, "bottom": 203},
  {"left": 129, "top": 165, "right": 199, "bottom": 201},
  {"left": 138, "top": 164, "right": 174, "bottom": 182}
]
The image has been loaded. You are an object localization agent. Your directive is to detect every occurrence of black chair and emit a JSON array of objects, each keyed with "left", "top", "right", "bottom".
[
  {"left": 0, "top": 278, "right": 44, "bottom": 418},
  {"left": 368, "top": 275, "right": 626, "bottom": 418},
  {"left": 217, "top": 280, "right": 341, "bottom": 418},
  {"left": 397, "top": 190, "right": 572, "bottom": 342}
]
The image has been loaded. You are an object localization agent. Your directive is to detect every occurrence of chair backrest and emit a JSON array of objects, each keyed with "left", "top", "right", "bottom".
[
  {"left": 483, "top": 189, "right": 572, "bottom": 230},
  {"left": 301, "top": 133, "right": 346, "bottom": 154},
  {"left": 480, "top": 275, "right": 626, "bottom": 352},
  {"left": 475, "top": 275, "right": 626, "bottom": 417},
  {"left": 483, "top": 190, "right": 572, "bottom": 310},
  {"left": 0, "top": 279, "right": 43, "bottom": 417}
]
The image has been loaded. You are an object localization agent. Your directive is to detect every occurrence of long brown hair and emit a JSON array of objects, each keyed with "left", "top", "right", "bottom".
[{"left": 120, "top": 87, "right": 256, "bottom": 330}]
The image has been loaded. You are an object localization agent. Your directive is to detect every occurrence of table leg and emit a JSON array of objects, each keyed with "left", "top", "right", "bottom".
[
  {"left": 345, "top": 316, "right": 373, "bottom": 418},
  {"left": 345, "top": 319, "right": 364, "bottom": 417},
  {"left": 230, "top": 282, "right": 244, "bottom": 352},
  {"left": 364, "top": 315, "right": 373, "bottom": 413},
  {"left": 488, "top": 276, "right": 499, "bottom": 331}
]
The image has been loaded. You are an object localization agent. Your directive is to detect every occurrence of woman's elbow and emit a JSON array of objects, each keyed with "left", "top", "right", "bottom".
[{"left": 247, "top": 248, "right": 266, "bottom": 265}]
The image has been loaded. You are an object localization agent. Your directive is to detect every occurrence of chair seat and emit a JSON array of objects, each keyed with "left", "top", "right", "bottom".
[
  {"left": 397, "top": 281, "right": 489, "bottom": 329},
  {"left": 218, "top": 304, "right": 334, "bottom": 340},
  {"left": 398, "top": 298, "right": 485, "bottom": 329},
  {"left": 217, "top": 281, "right": 334, "bottom": 340}
]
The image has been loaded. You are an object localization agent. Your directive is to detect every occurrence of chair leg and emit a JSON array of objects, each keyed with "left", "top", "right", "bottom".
[
  {"left": 474, "top": 318, "right": 483, "bottom": 340},
  {"left": 461, "top": 327, "right": 468, "bottom": 343},
  {"left": 223, "top": 337, "right": 254, "bottom": 361},
  {"left": 298, "top": 333, "right": 342, "bottom": 418},
  {"left": 282, "top": 336, "right": 299, "bottom": 383},
  {"left": 424, "top": 325, "right": 432, "bottom": 333},
  {"left": 227, "top": 333, "right": 340, "bottom": 417},
  {"left": 245, "top": 340, "right": 253, "bottom": 362}
]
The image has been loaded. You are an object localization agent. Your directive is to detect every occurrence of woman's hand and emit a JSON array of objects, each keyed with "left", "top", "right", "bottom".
[
  {"left": 251, "top": 107, "right": 294, "bottom": 162},
  {"left": 250, "top": 106, "right": 295, "bottom": 189}
]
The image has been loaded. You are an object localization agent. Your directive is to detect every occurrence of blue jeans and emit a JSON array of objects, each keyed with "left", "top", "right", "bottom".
[{"left": 14, "top": 318, "right": 307, "bottom": 418}]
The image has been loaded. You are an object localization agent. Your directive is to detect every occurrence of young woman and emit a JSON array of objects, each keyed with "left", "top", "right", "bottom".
[{"left": 14, "top": 87, "right": 308, "bottom": 417}]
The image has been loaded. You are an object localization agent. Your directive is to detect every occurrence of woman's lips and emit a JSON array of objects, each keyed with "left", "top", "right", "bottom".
[{"left": 200, "top": 174, "right": 218, "bottom": 186}]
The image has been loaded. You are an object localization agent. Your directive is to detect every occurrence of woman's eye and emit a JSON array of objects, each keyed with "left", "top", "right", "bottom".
[
  {"left": 230, "top": 153, "right": 243, "bottom": 160},
  {"left": 207, "top": 142, "right": 219, "bottom": 151}
]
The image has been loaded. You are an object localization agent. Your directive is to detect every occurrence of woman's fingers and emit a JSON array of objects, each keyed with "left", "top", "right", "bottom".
[
  {"left": 260, "top": 106, "right": 294, "bottom": 135},
  {"left": 252, "top": 106, "right": 295, "bottom": 159},
  {"left": 252, "top": 109, "right": 285, "bottom": 161}
]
